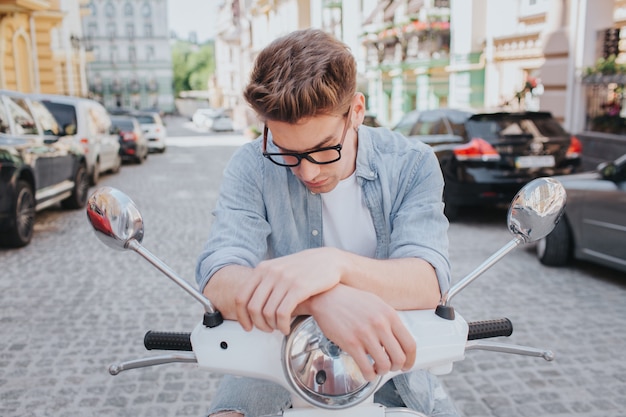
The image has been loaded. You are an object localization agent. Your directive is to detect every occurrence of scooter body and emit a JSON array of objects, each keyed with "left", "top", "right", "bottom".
[{"left": 86, "top": 177, "right": 566, "bottom": 417}]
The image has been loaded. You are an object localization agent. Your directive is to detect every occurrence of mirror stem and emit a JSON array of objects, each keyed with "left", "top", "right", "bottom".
[
  {"left": 441, "top": 237, "right": 523, "bottom": 307},
  {"left": 127, "top": 239, "right": 218, "bottom": 314}
]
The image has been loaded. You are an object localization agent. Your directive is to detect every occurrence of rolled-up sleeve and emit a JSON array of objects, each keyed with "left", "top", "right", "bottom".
[
  {"left": 387, "top": 145, "right": 451, "bottom": 294},
  {"left": 195, "top": 144, "right": 270, "bottom": 292}
]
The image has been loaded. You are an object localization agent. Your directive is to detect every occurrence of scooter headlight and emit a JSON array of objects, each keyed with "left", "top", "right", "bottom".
[{"left": 282, "top": 316, "right": 381, "bottom": 409}]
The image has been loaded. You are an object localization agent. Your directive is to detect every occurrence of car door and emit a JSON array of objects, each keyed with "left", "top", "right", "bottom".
[
  {"left": 3, "top": 96, "right": 60, "bottom": 191},
  {"left": 29, "top": 99, "right": 75, "bottom": 185},
  {"left": 579, "top": 156, "right": 626, "bottom": 269},
  {"left": 91, "top": 103, "right": 118, "bottom": 169}
]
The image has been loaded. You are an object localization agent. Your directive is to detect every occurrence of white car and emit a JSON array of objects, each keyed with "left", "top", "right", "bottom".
[
  {"left": 34, "top": 94, "right": 122, "bottom": 185},
  {"left": 211, "top": 114, "right": 234, "bottom": 132},
  {"left": 133, "top": 112, "right": 167, "bottom": 153},
  {"left": 192, "top": 108, "right": 225, "bottom": 130}
]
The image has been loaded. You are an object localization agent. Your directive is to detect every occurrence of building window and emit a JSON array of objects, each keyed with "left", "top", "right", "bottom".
[
  {"left": 107, "top": 24, "right": 116, "bottom": 40},
  {"left": 142, "top": 2, "right": 151, "bottom": 17},
  {"left": 110, "top": 45, "right": 118, "bottom": 63},
  {"left": 105, "top": 1, "right": 115, "bottom": 18},
  {"left": 124, "top": 1, "right": 134, "bottom": 16},
  {"left": 87, "top": 22, "right": 98, "bottom": 38},
  {"left": 129, "top": 46, "right": 136, "bottom": 63},
  {"left": 144, "top": 23, "right": 152, "bottom": 37},
  {"left": 89, "top": 1, "right": 97, "bottom": 16},
  {"left": 146, "top": 45, "right": 155, "bottom": 61},
  {"left": 127, "top": 23, "right": 135, "bottom": 39}
]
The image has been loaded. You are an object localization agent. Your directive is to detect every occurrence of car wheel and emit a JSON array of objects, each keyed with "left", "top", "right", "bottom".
[
  {"left": 536, "top": 216, "right": 572, "bottom": 266},
  {"left": 62, "top": 163, "right": 89, "bottom": 209},
  {"left": 1, "top": 180, "right": 36, "bottom": 247},
  {"left": 90, "top": 159, "right": 100, "bottom": 185}
]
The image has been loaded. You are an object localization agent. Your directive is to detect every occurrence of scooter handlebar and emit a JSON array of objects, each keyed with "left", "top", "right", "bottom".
[
  {"left": 144, "top": 330, "right": 192, "bottom": 351},
  {"left": 467, "top": 318, "right": 513, "bottom": 340}
]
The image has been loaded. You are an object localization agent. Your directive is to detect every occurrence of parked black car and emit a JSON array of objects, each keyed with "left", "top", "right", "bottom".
[
  {"left": 536, "top": 153, "right": 626, "bottom": 273},
  {"left": 393, "top": 109, "right": 582, "bottom": 219},
  {"left": 110, "top": 115, "right": 149, "bottom": 164},
  {"left": 0, "top": 90, "right": 89, "bottom": 248}
]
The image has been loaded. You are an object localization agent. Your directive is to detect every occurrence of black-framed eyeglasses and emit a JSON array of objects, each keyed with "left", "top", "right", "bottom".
[{"left": 262, "top": 105, "right": 352, "bottom": 167}]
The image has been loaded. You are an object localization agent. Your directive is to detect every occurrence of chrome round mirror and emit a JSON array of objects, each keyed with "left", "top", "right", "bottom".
[
  {"left": 86, "top": 187, "right": 144, "bottom": 250},
  {"left": 283, "top": 316, "right": 380, "bottom": 409},
  {"left": 507, "top": 177, "right": 566, "bottom": 243}
]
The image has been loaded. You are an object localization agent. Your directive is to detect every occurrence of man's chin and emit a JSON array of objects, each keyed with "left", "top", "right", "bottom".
[{"left": 304, "top": 180, "right": 336, "bottom": 194}]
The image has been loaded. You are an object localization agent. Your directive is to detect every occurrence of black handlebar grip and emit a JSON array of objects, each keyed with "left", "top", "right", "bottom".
[
  {"left": 467, "top": 318, "right": 513, "bottom": 340},
  {"left": 144, "top": 331, "right": 192, "bottom": 351}
]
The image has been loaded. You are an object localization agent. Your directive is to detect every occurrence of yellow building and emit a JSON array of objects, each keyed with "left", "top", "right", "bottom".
[{"left": 0, "top": 0, "right": 88, "bottom": 95}]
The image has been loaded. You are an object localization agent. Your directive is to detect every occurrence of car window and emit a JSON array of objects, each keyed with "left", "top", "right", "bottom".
[
  {"left": 445, "top": 112, "right": 471, "bottom": 137},
  {"left": 411, "top": 113, "right": 447, "bottom": 135},
  {"left": 6, "top": 97, "right": 38, "bottom": 135},
  {"left": 394, "top": 112, "right": 420, "bottom": 136},
  {"left": 0, "top": 99, "right": 9, "bottom": 134},
  {"left": 42, "top": 101, "right": 77, "bottom": 132},
  {"left": 30, "top": 101, "right": 61, "bottom": 136},
  {"left": 467, "top": 114, "right": 568, "bottom": 142},
  {"left": 531, "top": 117, "right": 568, "bottom": 136}
]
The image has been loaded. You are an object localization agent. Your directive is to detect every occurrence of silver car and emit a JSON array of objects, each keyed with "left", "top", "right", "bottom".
[
  {"left": 33, "top": 94, "right": 122, "bottom": 185},
  {"left": 536, "top": 153, "right": 626, "bottom": 273}
]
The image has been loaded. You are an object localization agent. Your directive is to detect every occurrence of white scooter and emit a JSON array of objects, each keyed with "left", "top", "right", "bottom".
[{"left": 86, "top": 177, "right": 566, "bottom": 417}]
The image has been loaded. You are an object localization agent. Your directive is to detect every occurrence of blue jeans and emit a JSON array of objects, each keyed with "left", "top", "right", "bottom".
[{"left": 207, "top": 372, "right": 459, "bottom": 417}]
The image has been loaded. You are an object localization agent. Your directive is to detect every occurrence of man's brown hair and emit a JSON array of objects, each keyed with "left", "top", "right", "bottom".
[{"left": 243, "top": 28, "right": 357, "bottom": 124}]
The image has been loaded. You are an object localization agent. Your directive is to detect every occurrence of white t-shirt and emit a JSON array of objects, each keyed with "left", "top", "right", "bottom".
[{"left": 321, "top": 172, "right": 377, "bottom": 257}]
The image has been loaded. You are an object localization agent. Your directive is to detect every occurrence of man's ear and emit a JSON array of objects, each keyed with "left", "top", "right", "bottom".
[{"left": 353, "top": 93, "right": 367, "bottom": 125}]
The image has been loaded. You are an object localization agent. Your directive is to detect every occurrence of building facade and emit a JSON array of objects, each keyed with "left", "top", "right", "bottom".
[
  {"left": 214, "top": 0, "right": 626, "bottom": 157},
  {"left": 81, "top": 0, "right": 174, "bottom": 112},
  {"left": 0, "top": 0, "right": 89, "bottom": 95}
]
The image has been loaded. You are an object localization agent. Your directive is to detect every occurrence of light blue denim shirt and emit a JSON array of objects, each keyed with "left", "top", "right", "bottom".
[
  {"left": 196, "top": 125, "right": 451, "bottom": 294},
  {"left": 195, "top": 125, "right": 457, "bottom": 416}
]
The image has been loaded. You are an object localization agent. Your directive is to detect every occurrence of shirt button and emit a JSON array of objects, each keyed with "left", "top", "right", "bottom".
[{"left": 311, "top": 229, "right": 319, "bottom": 236}]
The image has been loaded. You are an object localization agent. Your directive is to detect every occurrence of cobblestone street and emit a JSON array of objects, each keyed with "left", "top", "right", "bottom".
[{"left": 1, "top": 133, "right": 625, "bottom": 417}]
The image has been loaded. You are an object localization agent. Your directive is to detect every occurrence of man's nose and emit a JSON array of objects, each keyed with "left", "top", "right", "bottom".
[{"left": 295, "top": 158, "right": 320, "bottom": 180}]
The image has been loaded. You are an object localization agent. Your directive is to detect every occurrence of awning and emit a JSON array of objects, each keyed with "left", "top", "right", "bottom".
[
  {"left": 363, "top": 0, "right": 391, "bottom": 25},
  {"left": 406, "top": 0, "right": 424, "bottom": 15},
  {"left": 383, "top": 1, "right": 402, "bottom": 21}
]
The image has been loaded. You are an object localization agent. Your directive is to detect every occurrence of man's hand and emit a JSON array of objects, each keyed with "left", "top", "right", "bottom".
[
  {"left": 235, "top": 247, "right": 346, "bottom": 335},
  {"left": 307, "top": 284, "right": 417, "bottom": 381}
]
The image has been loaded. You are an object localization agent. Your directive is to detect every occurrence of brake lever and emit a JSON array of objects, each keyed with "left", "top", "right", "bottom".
[
  {"left": 109, "top": 352, "right": 197, "bottom": 375},
  {"left": 465, "top": 340, "right": 555, "bottom": 361}
]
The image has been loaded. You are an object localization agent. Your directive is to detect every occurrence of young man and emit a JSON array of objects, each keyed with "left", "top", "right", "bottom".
[{"left": 196, "top": 28, "right": 458, "bottom": 417}]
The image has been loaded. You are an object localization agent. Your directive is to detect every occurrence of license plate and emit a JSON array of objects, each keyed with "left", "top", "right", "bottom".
[{"left": 515, "top": 155, "right": 555, "bottom": 168}]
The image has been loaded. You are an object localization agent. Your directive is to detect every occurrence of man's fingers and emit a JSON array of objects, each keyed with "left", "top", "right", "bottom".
[
  {"left": 392, "top": 321, "right": 417, "bottom": 370},
  {"left": 350, "top": 348, "right": 378, "bottom": 382},
  {"left": 247, "top": 280, "right": 274, "bottom": 332}
]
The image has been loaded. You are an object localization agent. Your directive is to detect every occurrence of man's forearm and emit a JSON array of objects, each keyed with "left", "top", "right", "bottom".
[
  {"left": 338, "top": 252, "right": 441, "bottom": 310},
  {"left": 202, "top": 264, "right": 253, "bottom": 321}
]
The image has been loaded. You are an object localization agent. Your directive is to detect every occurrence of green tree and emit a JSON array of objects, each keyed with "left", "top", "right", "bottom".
[{"left": 171, "top": 40, "right": 215, "bottom": 97}]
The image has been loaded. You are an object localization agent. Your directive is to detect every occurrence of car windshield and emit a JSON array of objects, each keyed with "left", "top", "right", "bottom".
[
  {"left": 466, "top": 114, "right": 568, "bottom": 142},
  {"left": 112, "top": 119, "right": 135, "bottom": 130},
  {"left": 42, "top": 102, "right": 77, "bottom": 129},
  {"left": 135, "top": 114, "right": 157, "bottom": 124}
]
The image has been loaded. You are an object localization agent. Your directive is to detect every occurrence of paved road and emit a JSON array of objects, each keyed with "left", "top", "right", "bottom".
[{"left": 1, "top": 124, "right": 625, "bottom": 417}]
